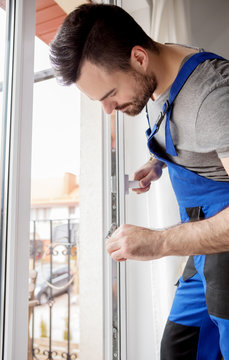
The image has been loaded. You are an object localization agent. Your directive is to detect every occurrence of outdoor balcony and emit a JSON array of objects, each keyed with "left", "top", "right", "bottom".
[{"left": 29, "top": 218, "right": 79, "bottom": 360}]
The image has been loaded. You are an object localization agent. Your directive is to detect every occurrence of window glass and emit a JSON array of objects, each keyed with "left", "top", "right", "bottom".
[{"left": 29, "top": 35, "right": 80, "bottom": 359}]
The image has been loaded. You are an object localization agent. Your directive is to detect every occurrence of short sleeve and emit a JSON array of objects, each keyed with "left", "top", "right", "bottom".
[{"left": 196, "top": 84, "right": 229, "bottom": 158}]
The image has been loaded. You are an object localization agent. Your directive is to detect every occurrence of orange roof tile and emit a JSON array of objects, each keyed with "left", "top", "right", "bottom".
[{"left": 36, "top": 0, "right": 67, "bottom": 45}]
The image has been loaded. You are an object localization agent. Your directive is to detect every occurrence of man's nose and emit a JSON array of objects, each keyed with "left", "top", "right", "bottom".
[{"left": 101, "top": 99, "right": 117, "bottom": 115}]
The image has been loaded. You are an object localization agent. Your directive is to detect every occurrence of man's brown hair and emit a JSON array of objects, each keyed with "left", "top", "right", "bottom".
[{"left": 50, "top": 3, "right": 158, "bottom": 85}]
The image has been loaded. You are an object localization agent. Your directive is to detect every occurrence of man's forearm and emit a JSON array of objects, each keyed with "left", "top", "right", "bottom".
[
  {"left": 106, "top": 207, "right": 229, "bottom": 262},
  {"left": 162, "top": 206, "right": 229, "bottom": 256}
]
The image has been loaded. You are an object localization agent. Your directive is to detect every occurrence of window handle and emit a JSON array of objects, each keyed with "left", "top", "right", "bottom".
[
  {"left": 105, "top": 223, "right": 118, "bottom": 240},
  {"left": 125, "top": 174, "right": 139, "bottom": 194}
]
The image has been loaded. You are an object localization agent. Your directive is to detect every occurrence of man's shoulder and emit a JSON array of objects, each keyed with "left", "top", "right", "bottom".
[{"left": 177, "top": 55, "right": 229, "bottom": 108}]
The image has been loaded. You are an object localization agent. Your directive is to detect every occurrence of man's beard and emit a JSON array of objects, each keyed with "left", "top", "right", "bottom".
[{"left": 115, "top": 70, "right": 157, "bottom": 116}]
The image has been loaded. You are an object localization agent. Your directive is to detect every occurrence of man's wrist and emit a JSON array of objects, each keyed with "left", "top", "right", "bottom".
[
  {"left": 148, "top": 154, "right": 166, "bottom": 169},
  {"left": 159, "top": 229, "right": 172, "bottom": 257},
  {"left": 148, "top": 228, "right": 170, "bottom": 259},
  {"left": 149, "top": 154, "right": 155, "bottom": 162}
]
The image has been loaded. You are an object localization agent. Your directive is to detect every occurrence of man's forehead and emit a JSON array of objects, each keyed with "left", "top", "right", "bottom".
[{"left": 76, "top": 60, "right": 117, "bottom": 101}]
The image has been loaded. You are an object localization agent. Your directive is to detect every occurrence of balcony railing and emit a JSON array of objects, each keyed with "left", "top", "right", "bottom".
[{"left": 29, "top": 218, "right": 79, "bottom": 360}]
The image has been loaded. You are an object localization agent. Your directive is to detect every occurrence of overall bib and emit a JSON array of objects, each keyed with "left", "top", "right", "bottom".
[{"left": 146, "top": 52, "right": 229, "bottom": 359}]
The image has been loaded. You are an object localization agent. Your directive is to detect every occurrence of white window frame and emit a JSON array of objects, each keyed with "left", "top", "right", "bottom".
[
  {"left": 79, "top": 94, "right": 105, "bottom": 360},
  {"left": 103, "top": 110, "right": 127, "bottom": 360},
  {"left": 2, "top": 0, "right": 36, "bottom": 359}
]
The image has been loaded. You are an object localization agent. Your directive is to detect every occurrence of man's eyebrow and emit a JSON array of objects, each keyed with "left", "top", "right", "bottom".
[{"left": 99, "top": 88, "right": 116, "bottom": 101}]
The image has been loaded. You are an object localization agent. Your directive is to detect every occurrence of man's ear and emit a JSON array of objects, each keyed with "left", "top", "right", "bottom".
[{"left": 130, "top": 46, "right": 149, "bottom": 73}]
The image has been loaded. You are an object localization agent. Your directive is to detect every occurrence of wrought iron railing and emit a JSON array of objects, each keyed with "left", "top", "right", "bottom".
[{"left": 29, "top": 218, "right": 79, "bottom": 360}]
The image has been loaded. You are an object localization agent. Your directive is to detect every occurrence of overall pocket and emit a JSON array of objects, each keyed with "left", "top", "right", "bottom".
[{"left": 204, "top": 252, "right": 229, "bottom": 319}]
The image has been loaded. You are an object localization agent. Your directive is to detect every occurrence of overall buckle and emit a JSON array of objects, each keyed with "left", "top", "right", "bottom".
[{"left": 155, "top": 100, "right": 170, "bottom": 132}]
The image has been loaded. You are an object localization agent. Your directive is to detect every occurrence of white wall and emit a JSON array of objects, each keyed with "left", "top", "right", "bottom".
[{"left": 186, "top": 0, "right": 229, "bottom": 58}]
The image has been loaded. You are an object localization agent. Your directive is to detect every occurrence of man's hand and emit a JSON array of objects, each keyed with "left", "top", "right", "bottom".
[
  {"left": 132, "top": 158, "right": 165, "bottom": 194},
  {"left": 105, "top": 207, "right": 229, "bottom": 262},
  {"left": 106, "top": 224, "right": 165, "bottom": 262}
]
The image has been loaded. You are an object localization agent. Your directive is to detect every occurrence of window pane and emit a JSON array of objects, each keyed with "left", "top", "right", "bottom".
[{"left": 29, "top": 33, "right": 80, "bottom": 359}]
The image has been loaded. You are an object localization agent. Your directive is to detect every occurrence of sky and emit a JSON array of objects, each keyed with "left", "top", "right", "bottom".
[
  {"left": 32, "top": 38, "right": 81, "bottom": 179},
  {"left": 0, "top": 8, "right": 81, "bottom": 179}
]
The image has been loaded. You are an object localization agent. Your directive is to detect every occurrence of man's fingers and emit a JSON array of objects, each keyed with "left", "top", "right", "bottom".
[
  {"left": 106, "top": 238, "right": 127, "bottom": 262},
  {"left": 133, "top": 168, "right": 148, "bottom": 181},
  {"left": 106, "top": 240, "right": 119, "bottom": 253},
  {"left": 133, "top": 170, "right": 153, "bottom": 188},
  {"left": 132, "top": 184, "right": 151, "bottom": 194},
  {"left": 139, "top": 172, "right": 154, "bottom": 188},
  {"left": 110, "top": 249, "right": 127, "bottom": 262}
]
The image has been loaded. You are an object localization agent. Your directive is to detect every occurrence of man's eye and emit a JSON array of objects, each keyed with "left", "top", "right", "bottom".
[{"left": 110, "top": 91, "right": 116, "bottom": 97}]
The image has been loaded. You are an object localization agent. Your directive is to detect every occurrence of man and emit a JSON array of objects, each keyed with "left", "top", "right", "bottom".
[{"left": 50, "top": 3, "right": 229, "bottom": 359}]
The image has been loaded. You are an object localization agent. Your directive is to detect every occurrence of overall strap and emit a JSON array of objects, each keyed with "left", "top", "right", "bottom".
[{"left": 164, "top": 52, "right": 224, "bottom": 156}]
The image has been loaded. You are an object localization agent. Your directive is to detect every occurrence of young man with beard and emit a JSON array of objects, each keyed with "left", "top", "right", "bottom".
[{"left": 50, "top": 3, "right": 229, "bottom": 359}]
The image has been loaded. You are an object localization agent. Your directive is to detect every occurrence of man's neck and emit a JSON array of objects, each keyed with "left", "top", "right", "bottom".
[{"left": 150, "top": 43, "right": 198, "bottom": 100}]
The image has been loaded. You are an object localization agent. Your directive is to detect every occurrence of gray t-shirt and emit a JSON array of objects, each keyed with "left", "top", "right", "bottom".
[{"left": 147, "top": 50, "right": 229, "bottom": 182}]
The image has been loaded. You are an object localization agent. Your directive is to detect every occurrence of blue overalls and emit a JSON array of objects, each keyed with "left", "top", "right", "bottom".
[{"left": 146, "top": 52, "right": 229, "bottom": 359}]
